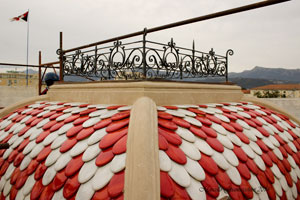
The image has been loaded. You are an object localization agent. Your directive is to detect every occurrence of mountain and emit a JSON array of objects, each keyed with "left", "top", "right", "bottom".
[
  {"left": 229, "top": 66, "right": 300, "bottom": 82},
  {"left": 228, "top": 66, "right": 300, "bottom": 89},
  {"left": 228, "top": 77, "right": 292, "bottom": 89},
  {"left": 31, "top": 66, "right": 299, "bottom": 89},
  {"left": 64, "top": 75, "right": 92, "bottom": 82}
]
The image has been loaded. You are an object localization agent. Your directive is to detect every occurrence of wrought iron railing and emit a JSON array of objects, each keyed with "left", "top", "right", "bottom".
[
  {"left": 59, "top": 35, "right": 233, "bottom": 82},
  {"left": 55, "top": 0, "right": 291, "bottom": 83},
  {"left": 0, "top": 0, "right": 290, "bottom": 87}
]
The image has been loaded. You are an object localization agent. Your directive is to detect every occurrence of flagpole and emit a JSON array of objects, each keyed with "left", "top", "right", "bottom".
[{"left": 26, "top": 9, "right": 29, "bottom": 86}]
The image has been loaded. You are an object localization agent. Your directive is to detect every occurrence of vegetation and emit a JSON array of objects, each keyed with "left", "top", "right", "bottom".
[
  {"left": 6, "top": 70, "right": 20, "bottom": 74},
  {"left": 253, "top": 90, "right": 286, "bottom": 98}
]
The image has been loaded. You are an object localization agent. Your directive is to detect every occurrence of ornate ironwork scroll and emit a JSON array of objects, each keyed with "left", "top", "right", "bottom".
[{"left": 59, "top": 38, "right": 233, "bottom": 82}]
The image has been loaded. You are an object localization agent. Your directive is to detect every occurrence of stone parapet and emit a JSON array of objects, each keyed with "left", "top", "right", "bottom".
[{"left": 48, "top": 81, "right": 243, "bottom": 105}]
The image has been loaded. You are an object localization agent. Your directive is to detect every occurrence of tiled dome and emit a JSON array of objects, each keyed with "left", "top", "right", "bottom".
[
  {"left": 0, "top": 102, "right": 130, "bottom": 200},
  {"left": 157, "top": 103, "right": 300, "bottom": 200},
  {"left": 0, "top": 100, "right": 299, "bottom": 200}
]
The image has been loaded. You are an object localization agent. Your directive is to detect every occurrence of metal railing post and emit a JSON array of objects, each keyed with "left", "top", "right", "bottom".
[
  {"left": 38, "top": 51, "right": 42, "bottom": 95},
  {"left": 192, "top": 40, "right": 195, "bottom": 71},
  {"left": 143, "top": 28, "right": 147, "bottom": 79},
  {"left": 226, "top": 60, "right": 228, "bottom": 83},
  {"left": 94, "top": 46, "right": 97, "bottom": 74},
  {"left": 226, "top": 49, "right": 234, "bottom": 83},
  {"left": 59, "top": 32, "right": 64, "bottom": 82}
]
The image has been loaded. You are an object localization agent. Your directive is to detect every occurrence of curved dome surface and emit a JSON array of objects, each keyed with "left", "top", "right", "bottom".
[
  {"left": 157, "top": 102, "right": 300, "bottom": 200},
  {"left": 0, "top": 102, "right": 130, "bottom": 200},
  {"left": 0, "top": 99, "right": 299, "bottom": 200}
]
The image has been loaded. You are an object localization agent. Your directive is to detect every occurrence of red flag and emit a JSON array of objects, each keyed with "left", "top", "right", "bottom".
[{"left": 11, "top": 11, "right": 29, "bottom": 22}]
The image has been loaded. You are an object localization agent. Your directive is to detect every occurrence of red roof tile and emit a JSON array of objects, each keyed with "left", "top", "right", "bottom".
[
  {"left": 251, "top": 84, "right": 300, "bottom": 90},
  {"left": 0, "top": 101, "right": 129, "bottom": 199},
  {"left": 0, "top": 100, "right": 300, "bottom": 199}
]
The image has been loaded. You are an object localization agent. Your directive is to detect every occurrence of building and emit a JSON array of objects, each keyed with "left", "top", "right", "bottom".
[
  {"left": 251, "top": 84, "right": 300, "bottom": 98},
  {"left": 115, "top": 71, "right": 145, "bottom": 80},
  {"left": 0, "top": 71, "right": 38, "bottom": 86},
  {"left": 241, "top": 89, "right": 250, "bottom": 94}
]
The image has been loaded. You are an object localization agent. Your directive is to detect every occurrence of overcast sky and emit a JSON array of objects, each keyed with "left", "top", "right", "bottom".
[{"left": 0, "top": 0, "right": 299, "bottom": 73}]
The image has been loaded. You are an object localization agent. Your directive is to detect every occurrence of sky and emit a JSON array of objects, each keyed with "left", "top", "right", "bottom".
[{"left": 0, "top": 0, "right": 299, "bottom": 73}]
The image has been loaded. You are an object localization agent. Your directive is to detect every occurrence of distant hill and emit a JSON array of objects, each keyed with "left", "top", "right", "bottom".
[
  {"left": 229, "top": 66, "right": 300, "bottom": 82},
  {"left": 64, "top": 75, "right": 92, "bottom": 82},
  {"left": 2, "top": 69, "right": 38, "bottom": 74},
  {"left": 228, "top": 77, "right": 296, "bottom": 89},
  {"left": 228, "top": 66, "right": 300, "bottom": 89},
  {"left": 15, "top": 66, "right": 299, "bottom": 89},
  {"left": 21, "top": 69, "right": 38, "bottom": 74}
]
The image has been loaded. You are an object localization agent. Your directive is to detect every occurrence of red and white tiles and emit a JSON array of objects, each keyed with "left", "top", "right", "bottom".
[
  {"left": 0, "top": 102, "right": 130, "bottom": 200},
  {"left": 158, "top": 103, "right": 300, "bottom": 200},
  {"left": 1, "top": 100, "right": 300, "bottom": 200}
]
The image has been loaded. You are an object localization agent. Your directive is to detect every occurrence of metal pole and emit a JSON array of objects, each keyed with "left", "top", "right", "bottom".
[
  {"left": 26, "top": 9, "right": 30, "bottom": 86},
  {"left": 59, "top": 32, "right": 64, "bottom": 81},
  {"left": 63, "top": 0, "right": 290, "bottom": 53},
  {"left": 192, "top": 40, "right": 195, "bottom": 71},
  {"left": 38, "top": 51, "right": 42, "bottom": 95}
]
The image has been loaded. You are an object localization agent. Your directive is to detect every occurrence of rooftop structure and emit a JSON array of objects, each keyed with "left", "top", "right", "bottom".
[
  {"left": 251, "top": 84, "right": 300, "bottom": 98},
  {"left": 252, "top": 84, "right": 300, "bottom": 91},
  {"left": 0, "top": 1, "right": 297, "bottom": 199},
  {"left": 0, "top": 82, "right": 299, "bottom": 200},
  {"left": 0, "top": 72, "right": 38, "bottom": 87}
]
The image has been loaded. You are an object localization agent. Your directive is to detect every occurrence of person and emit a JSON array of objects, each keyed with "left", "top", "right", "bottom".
[{"left": 41, "top": 72, "right": 60, "bottom": 95}]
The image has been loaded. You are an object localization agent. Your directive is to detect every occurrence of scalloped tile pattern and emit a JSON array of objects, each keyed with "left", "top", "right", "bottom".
[
  {"left": 0, "top": 101, "right": 129, "bottom": 200},
  {"left": 158, "top": 102, "right": 300, "bottom": 200}
]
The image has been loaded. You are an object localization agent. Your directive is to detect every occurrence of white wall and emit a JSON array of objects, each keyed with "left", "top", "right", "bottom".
[
  {"left": 0, "top": 86, "right": 38, "bottom": 108},
  {"left": 262, "top": 98, "right": 300, "bottom": 120}
]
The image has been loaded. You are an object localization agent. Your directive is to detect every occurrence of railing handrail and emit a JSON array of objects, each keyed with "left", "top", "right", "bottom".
[
  {"left": 63, "top": 0, "right": 290, "bottom": 53},
  {"left": 42, "top": 61, "right": 60, "bottom": 66},
  {"left": 63, "top": 39, "right": 227, "bottom": 59},
  {"left": 0, "top": 62, "right": 60, "bottom": 69}
]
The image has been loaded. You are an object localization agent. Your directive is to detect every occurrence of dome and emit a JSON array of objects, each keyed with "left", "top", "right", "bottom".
[{"left": 0, "top": 81, "right": 299, "bottom": 200}]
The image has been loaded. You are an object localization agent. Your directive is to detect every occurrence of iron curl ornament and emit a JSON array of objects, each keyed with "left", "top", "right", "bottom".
[{"left": 58, "top": 38, "right": 233, "bottom": 82}]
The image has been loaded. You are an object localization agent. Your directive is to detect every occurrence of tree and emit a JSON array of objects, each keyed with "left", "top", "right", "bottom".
[
  {"left": 254, "top": 90, "right": 280, "bottom": 98},
  {"left": 253, "top": 91, "right": 263, "bottom": 98}
]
